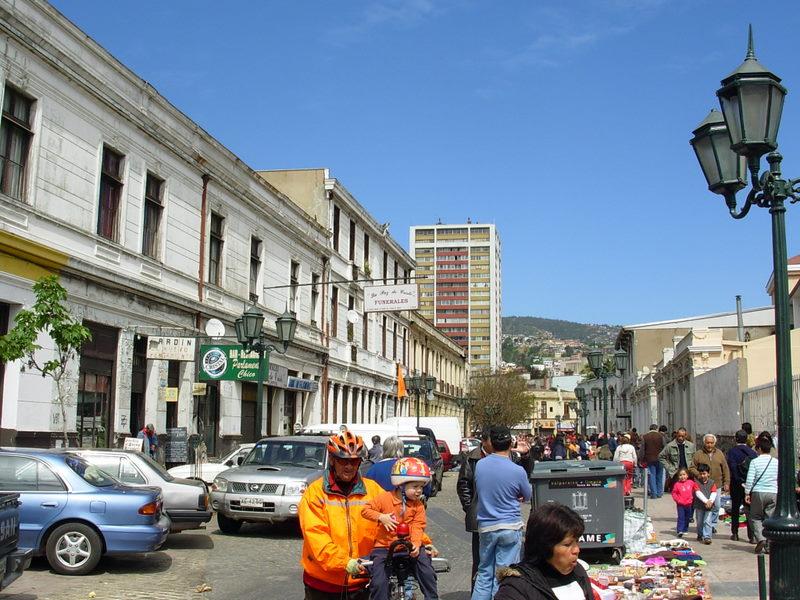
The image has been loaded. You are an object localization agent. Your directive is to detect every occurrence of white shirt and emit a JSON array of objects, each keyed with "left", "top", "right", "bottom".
[{"left": 613, "top": 443, "right": 637, "bottom": 464}]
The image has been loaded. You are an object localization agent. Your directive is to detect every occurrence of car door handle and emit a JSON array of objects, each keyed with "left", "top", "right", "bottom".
[{"left": 40, "top": 501, "right": 59, "bottom": 508}]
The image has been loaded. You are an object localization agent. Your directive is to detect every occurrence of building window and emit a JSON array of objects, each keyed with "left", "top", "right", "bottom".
[
  {"left": 332, "top": 205, "right": 340, "bottom": 252},
  {"left": 0, "top": 86, "right": 33, "bottom": 200},
  {"left": 363, "top": 233, "right": 370, "bottom": 268},
  {"left": 362, "top": 310, "right": 369, "bottom": 350},
  {"left": 393, "top": 262, "right": 399, "bottom": 284},
  {"left": 289, "top": 260, "right": 300, "bottom": 313},
  {"left": 98, "top": 146, "right": 124, "bottom": 241},
  {"left": 347, "top": 295, "right": 355, "bottom": 342},
  {"left": 331, "top": 287, "right": 339, "bottom": 338},
  {"left": 349, "top": 219, "right": 356, "bottom": 262},
  {"left": 311, "top": 273, "right": 320, "bottom": 327},
  {"left": 382, "top": 251, "right": 388, "bottom": 285},
  {"left": 392, "top": 322, "right": 397, "bottom": 360},
  {"left": 142, "top": 173, "right": 164, "bottom": 259},
  {"left": 249, "top": 237, "right": 262, "bottom": 302},
  {"left": 208, "top": 212, "right": 224, "bottom": 285}
]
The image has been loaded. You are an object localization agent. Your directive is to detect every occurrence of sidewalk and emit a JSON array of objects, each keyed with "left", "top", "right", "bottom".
[{"left": 635, "top": 486, "right": 761, "bottom": 599}]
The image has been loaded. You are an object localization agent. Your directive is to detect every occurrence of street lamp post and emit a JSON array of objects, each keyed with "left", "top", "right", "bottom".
[
  {"left": 689, "top": 28, "right": 800, "bottom": 598},
  {"left": 455, "top": 396, "right": 475, "bottom": 437},
  {"left": 234, "top": 305, "right": 297, "bottom": 439},
  {"left": 586, "top": 349, "right": 627, "bottom": 437},
  {"left": 404, "top": 373, "right": 437, "bottom": 429},
  {"left": 591, "top": 387, "right": 601, "bottom": 432}
]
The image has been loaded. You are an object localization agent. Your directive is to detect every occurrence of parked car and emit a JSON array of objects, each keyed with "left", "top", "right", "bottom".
[
  {"left": 71, "top": 449, "right": 211, "bottom": 533},
  {"left": 0, "top": 493, "right": 31, "bottom": 590},
  {"left": 459, "top": 437, "right": 480, "bottom": 455},
  {"left": 211, "top": 435, "right": 328, "bottom": 534},
  {"left": 167, "top": 443, "right": 255, "bottom": 486},
  {"left": 436, "top": 440, "right": 455, "bottom": 471},
  {"left": 401, "top": 437, "right": 444, "bottom": 496},
  {"left": 0, "top": 449, "right": 170, "bottom": 575}
]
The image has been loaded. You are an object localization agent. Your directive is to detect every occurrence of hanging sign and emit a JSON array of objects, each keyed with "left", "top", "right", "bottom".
[
  {"left": 198, "top": 345, "right": 289, "bottom": 386},
  {"left": 146, "top": 336, "right": 196, "bottom": 361},
  {"left": 163, "top": 387, "right": 179, "bottom": 403},
  {"left": 123, "top": 437, "right": 144, "bottom": 451},
  {"left": 287, "top": 376, "right": 319, "bottom": 392},
  {"left": 192, "top": 383, "right": 207, "bottom": 395},
  {"left": 364, "top": 284, "right": 418, "bottom": 312}
]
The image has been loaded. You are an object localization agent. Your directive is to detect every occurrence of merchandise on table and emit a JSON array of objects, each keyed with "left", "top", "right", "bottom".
[{"left": 586, "top": 540, "right": 709, "bottom": 599}]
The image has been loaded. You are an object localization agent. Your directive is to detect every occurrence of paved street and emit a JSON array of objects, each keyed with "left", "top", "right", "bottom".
[{"left": 0, "top": 471, "right": 764, "bottom": 600}]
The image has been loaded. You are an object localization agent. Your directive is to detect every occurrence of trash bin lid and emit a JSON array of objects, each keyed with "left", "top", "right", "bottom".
[{"left": 530, "top": 459, "right": 626, "bottom": 479}]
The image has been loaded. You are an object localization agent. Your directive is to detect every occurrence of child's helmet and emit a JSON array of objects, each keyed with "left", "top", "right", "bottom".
[
  {"left": 390, "top": 457, "right": 431, "bottom": 486},
  {"left": 327, "top": 431, "right": 364, "bottom": 459}
]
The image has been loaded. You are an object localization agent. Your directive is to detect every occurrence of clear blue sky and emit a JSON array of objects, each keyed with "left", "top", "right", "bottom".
[{"left": 49, "top": 0, "right": 800, "bottom": 325}]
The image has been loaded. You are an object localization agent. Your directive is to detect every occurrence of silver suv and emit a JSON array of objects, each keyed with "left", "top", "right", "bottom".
[{"left": 210, "top": 436, "right": 328, "bottom": 534}]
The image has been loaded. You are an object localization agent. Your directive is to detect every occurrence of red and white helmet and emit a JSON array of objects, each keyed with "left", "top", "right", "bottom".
[
  {"left": 327, "top": 431, "right": 364, "bottom": 459},
  {"left": 390, "top": 457, "right": 431, "bottom": 486}
]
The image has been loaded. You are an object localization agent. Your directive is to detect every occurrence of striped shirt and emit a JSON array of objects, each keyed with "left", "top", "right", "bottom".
[{"left": 745, "top": 454, "right": 778, "bottom": 494}]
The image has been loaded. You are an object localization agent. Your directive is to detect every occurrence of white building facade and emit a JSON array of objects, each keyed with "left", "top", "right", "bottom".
[{"left": 0, "top": 0, "right": 336, "bottom": 454}]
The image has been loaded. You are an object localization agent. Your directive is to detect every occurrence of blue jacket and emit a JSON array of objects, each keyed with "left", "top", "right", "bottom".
[
  {"left": 137, "top": 429, "right": 158, "bottom": 457},
  {"left": 727, "top": 443, "right": 757, "bottom": 485}
]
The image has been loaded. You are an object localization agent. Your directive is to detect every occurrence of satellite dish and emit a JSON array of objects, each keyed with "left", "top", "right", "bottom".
[
  {"left": 205, "top": 318, "right": 225, "bottom": 338},
  {"left": 346, "top": 310, "right": 360, "bottom": 324}
]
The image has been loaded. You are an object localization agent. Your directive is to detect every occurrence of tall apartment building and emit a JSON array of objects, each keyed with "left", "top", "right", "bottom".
[{"left": 409, "top": 223, "right": 502, "bottom": 371}]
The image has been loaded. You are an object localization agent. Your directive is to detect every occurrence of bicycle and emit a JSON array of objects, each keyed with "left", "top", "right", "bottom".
[{"left": 355, "top": 523, "right": 450, "bottom": 600}]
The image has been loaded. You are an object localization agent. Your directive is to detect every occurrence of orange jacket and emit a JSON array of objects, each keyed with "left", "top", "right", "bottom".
[
  {"left": 298, "top": 473, "right": 383, "bottom": 591},
  {"left": 362, "top": 489, "right": 426, "bottom": 549}
]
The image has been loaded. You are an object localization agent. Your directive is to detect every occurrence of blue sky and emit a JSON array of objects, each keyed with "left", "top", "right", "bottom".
[{"left": 49, "top": 0, "right": 800, "bottom": 325}]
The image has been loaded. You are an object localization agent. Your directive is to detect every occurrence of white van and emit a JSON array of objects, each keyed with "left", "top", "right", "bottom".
[
  {"left": 300, "top": 422, "right": 418, "bottom": 442},
  {"left": 383, "top": 417, "right": 462, "bottom": 457}
]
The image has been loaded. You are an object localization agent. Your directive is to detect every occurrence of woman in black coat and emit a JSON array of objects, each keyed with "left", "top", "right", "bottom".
[{"left": 494, "top": 504, "right": 594, "bottom": 600}]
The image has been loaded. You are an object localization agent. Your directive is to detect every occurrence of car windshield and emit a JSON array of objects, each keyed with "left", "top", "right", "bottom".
[
  {"left": 65, "top": 456, "right": 118, "bottom": 487},
  {"left": 138, "top": 452, "right": 175, "bottom": 481},
  {"left": 243, "top": 441, "right": 326, "bottom": 469},
  {"left": 403, "top": 440, "right": 432, "bottom": 460}
]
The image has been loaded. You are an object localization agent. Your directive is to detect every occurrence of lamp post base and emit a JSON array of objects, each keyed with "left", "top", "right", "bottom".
[{"left": 765, "top": 515, "right": 800, "bottom": 598}]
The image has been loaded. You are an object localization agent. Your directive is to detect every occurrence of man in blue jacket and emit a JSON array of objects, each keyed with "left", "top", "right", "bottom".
[
  {"left": 137, "top": 423, "right": 158, "bottom": 458},
  {"left": 727, "top": 429, "right": 757, "bottom": 542}
]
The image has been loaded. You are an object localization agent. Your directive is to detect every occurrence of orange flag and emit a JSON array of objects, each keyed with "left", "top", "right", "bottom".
[{"left": 397, "top": 363, "right": 407, "bottom": 398}]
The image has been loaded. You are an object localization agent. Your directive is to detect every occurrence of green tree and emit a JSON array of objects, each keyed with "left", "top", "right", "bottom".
[
  {"left": 468, "top": 371, "right": 535, "bottom": 431},
  {"left": 579, "top": 356, "right": 616, "bottom": 380},
  {"left": 0, "top": 275, "right": 91, "bottom": 446}
]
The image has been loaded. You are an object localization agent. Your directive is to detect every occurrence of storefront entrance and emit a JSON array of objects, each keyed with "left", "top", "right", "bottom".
[{"left": 77, "top": 323, "right": 118, "bottom": 448}]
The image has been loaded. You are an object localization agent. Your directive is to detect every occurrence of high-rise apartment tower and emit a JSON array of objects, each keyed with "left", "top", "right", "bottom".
[{"left": 409, "top": 223, "right": 502, "bottom": 371}]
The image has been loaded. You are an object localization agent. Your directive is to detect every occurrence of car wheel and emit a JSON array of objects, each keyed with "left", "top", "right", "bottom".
[
  {"left": 45, "top": 522, "right": 103, "bottom": 576},
  {"left": 217, "top": 512, "right": 242, "bottom": 534}
]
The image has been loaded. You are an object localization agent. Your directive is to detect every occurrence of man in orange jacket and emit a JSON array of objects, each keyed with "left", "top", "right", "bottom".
[{"left": 299, "top": 431, "right": 384, "bottom": 600}]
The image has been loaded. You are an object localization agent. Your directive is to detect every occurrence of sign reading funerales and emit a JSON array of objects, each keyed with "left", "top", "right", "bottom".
[
  {"left": 198, "top": 345, "right": 288, "bottom": 386},
  {"left": 146, "top": 336, "right": 196, "bottom": 361},
  {"left": 364, "top": 284, "right": 419, "bottom": 313}
]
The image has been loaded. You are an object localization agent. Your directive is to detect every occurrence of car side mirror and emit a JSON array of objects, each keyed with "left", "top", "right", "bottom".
[
  {"left": 236, "top": 456, "right": 244, "bottom": 466},
  {"left": 225, "top": 460, "right": 234, "bottom": 467}
]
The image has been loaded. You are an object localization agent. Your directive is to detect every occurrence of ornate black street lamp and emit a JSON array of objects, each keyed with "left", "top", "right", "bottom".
[
  {"left": 586, "top": 349, "right": 627, "bottom": 437},
  {"left": 690, "top": 27, "right": 799, "bottom": 598},
  {"left": 404, "top": 372, "right": 437, "bottom": 428},
  {"left": 234, "top": 305, "right": 297, "bottom": 439},
  {"left": 575, "top": 387, "right": 588, "bottom": 434},
  {"left": 455, "top": 396, "right": 475, "bottom": 437}
]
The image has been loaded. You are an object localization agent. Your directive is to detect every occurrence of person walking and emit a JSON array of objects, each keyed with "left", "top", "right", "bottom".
[
  {"left": 457, "top": 429, "right": 490, "bottom": 590},
  {"left": 693, "top": 464, "right": 719, "bottom": 544},
  {"left": 137, "top": 424, "right": 158, "bottom": 458},
  {"left": 746, "top": 436, "right": 778, "bottom": 555},
  {"left": 659, "top": 428, "right": 696, "bottom": 492},
  {"left": 368, "top": 435, "right": 383, "bottom": 462},
  {"left": 612, "top": 433, "right": 637, "bottom": 496},
  {"left": 726, "top": 429, "right": 757, "bottom": 542},
  {"left": 471, "top": 425, "right": 532, "bottom": 600},
  {"left": 671, "top": 468, "right": 697, "bottom": 538},
  {"left": 690, "top": 433, "right": 730, "bottom": 535},
  {"left": 642, "top": 424, "right": 665, "bottom": 499}
]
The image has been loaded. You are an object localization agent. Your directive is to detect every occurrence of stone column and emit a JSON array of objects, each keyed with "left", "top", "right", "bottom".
[
  {"left": 271, "top": 387, "right": 284, "bottom": 435},
  {"left": 114, "top": 329, "right": 135, "bottom": 445}
]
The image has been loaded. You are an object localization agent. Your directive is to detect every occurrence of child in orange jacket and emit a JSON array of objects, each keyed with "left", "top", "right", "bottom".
[{"left": 362, "top": 457, "right": 439, "bottom": 600}]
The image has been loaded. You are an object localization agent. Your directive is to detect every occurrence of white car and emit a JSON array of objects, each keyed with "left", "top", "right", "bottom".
[{"left": 167, "top": 444, "right": 255, "bottom": 486}]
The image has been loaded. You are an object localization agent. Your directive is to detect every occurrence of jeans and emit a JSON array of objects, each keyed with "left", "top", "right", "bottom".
[
  {"left": 369, "top": 547, "right": 438, "bottom": 600},
  {"left": 676, "top": 504, "right": 692, "bottom": 533},
  {"left": 647, "top": 461, "right": 664, "bottom": 498},
  {"left": 471, "top": 528, "right": 523, "bottom": 600},
  {"left": 695, "top": 504, "right": 717, "bottom": 539},
  {"left": 730, "top": 484, "right": 753, "bottom": 540}
]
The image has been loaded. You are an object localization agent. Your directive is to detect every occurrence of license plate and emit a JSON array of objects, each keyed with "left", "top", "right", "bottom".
[{"left": 240, "top": 497, "right": 263, "bottom": 507}]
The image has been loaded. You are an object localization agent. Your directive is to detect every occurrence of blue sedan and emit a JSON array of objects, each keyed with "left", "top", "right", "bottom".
[{"left": 0, "top": 449, "right": 170, "bottom": 575}]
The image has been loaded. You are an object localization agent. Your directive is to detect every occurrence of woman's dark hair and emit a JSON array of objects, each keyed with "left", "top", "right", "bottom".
[
  {"left": 757, "top": 437, "right": 773, "bottom": 453},
  {"left": 523, "top": 503, "right": 584, "bottom": 563},
  {"left": 742, "top": 422, "right": 753, "bottom": 434},
  {"left": 735, "top": 429, "right": 748, "bottom": 444}
]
